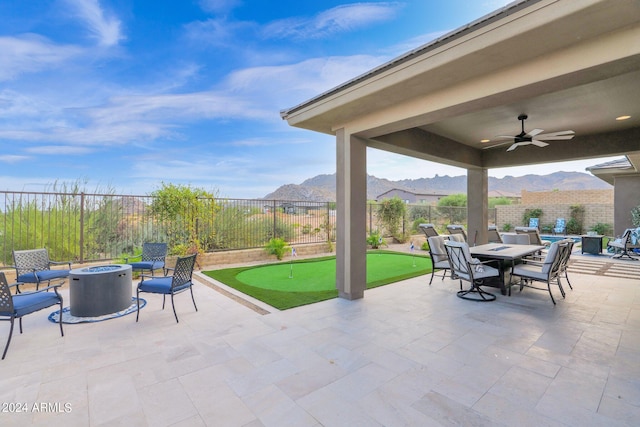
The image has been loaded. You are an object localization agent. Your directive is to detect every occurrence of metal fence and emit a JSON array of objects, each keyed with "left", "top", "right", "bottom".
[{"left": 0, "top": 190, "right": 487, "bottom": 267}]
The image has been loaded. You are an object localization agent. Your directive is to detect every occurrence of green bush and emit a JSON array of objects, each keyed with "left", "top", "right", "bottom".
[
  {"left": 367, "top": 231, "right": 387, "bottom": 249},
  {"left": 565, "top": 218, "right": 582, "bottom": 235},
  {"left": 523, "top": 208, "right": 543, "bottom": 226},
  {"left": 264, "top": 238, "right": 288, "bottom": 260},
  {"left": 591, "top": 222, "right": 613, "bottom": 236}
]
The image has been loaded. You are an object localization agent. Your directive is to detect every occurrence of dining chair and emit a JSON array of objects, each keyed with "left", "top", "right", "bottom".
[
  {"left": 419, "top": 224, "right": 439, "bottom": 238},
  {"left": 509, "top": 241, "right": 567, "bottom": 304},
  {"left": 487, "top": 226, "right": 503, "bottom": 243},
  {"left": 446, "top": 225, "right": 467, "bottom": 242},
  {"left": 426, "top": 236, "right": 452, "bottom": 285},
  {"left": 502, "top": 234, "right": 530, "bottom": 245},
  {"left": 444, "top": 240, "right": 501, "bottom": 301}
]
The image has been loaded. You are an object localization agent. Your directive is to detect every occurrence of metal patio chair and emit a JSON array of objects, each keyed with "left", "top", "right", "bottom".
[
  {"left": 12, "top": 248, "right": 71, "bottom": 292},
  {"left": 136, "top": 254, "right": 197, "bottom": 323},
  {"left": 125, "top": 242, "right": 168, "bottom": 276},
  {"left": 444, "top": 240, "right": 501, "bottom": 301},
  {"left": 510, "top": 241, "right": 568, "bottom": 304},
  {"left": 0, "top": 272, "right": 64, "bottom": 360}
]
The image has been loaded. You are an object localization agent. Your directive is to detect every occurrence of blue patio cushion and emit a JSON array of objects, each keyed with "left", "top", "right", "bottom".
[
  {"left": 138, "top": 277, "right": 192, "bottom": 294},
  {"left": 17, "top": 269, "right": 70, "bottom": 284},
  {"left": 11, "top": 292, "right": 61, "bottom": 317},
  {"left": 129, "top": 261, "right": 164, "bottom": 271}
]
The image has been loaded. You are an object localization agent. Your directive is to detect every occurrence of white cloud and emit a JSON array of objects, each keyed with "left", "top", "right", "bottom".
[
  {"left": 263, "top": 2, "right": 403, "bottom": 40},
  {"left": 0, "top": 155, "right": 29, "bottom": 164},
  {"left": 64, "top": 0, "right": 124, "bottom": 47},
  {"left": 0, "top": 35, "right": 82, "bottom": 81},
  {"left": 184, "top": 18, "right": 254, "bottom": 48}
]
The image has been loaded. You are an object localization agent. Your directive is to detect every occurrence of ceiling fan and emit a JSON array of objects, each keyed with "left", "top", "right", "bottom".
[{"left": 484, "top": 114, "right": 575, "bottom": 151}]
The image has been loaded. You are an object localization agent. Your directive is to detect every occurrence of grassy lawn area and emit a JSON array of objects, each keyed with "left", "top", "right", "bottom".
[{"left": 203, "top": 250, "right": 433, "bottom": 310}]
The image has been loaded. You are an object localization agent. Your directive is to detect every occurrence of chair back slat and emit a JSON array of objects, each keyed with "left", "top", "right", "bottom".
[
  {"left": 141, "top": 243, "right": 168, "bottom": 262},
  {"left": 13, "top": 249, "right": 51, "bottom": 275},
  {"left": 419, "top": 224, "right": 439, "bottom": 238},
  {"left": 0, "top": 273, "right": 14, "bottom": 315},
  {"left": 171, "top": 254, "right": 196, "bottom": 289}
]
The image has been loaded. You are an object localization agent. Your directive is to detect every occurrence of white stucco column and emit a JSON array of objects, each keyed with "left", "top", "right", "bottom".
[
  {"left": 336, "top": 129, "right": 367, "bottom": 300},
  {"left": 467, "top": 167, "right": 488, "bottom": 245}
]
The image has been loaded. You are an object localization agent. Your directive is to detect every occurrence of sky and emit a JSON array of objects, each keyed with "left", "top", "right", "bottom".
[{"left": 0, "top": 0, "right": 620, "bottom": 198}]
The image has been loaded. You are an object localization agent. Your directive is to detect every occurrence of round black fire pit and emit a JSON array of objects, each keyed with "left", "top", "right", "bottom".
[{"left": 70, "top": 264, "right": 132, "bottom": 317}]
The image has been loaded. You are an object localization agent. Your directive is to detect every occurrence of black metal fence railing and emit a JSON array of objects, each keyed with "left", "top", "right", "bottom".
[{"left": 0, "top": 190, "right": 485, "bottom": 267}]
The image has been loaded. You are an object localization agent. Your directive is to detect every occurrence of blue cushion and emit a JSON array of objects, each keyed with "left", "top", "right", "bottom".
[
  {"left": 17, "top": 269, "right": 70, "bottom": 283},
  {"left": 12, "top": 292, "right": 61, "bottom": 317},
  {"left": 130, "top": 261, "right": 164, "bottom": 271},
  {"left": 138, "top": 277, "right": 192, "bottom": 294}
]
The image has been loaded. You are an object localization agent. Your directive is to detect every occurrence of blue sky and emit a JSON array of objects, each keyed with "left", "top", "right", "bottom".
[{"left": 0, "top": 0, "right": 617, "bottom": 198}]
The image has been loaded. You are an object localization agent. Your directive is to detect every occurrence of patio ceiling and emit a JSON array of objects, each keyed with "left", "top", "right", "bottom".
[{"left": 281, "top": 0, "right": 640, "bottom": 173}]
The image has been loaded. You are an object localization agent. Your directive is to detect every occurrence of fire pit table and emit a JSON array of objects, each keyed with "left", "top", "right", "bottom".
[{"left": 70, "top": 264, "right": 132, "bottom": 317}]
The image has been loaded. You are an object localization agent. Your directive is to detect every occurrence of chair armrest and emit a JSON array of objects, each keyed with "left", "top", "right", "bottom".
[
  {"left": 16, "top": 283, "right": 63, "bottom": 295},
  {"left": 124, "top": 254, "right": 142, "bottom": 263},
  {"left": 49, "top": 260, "right": 72, "bottom": 269},
  {"left": 8, "top": 281, "right": 24, "bottom": 294}
]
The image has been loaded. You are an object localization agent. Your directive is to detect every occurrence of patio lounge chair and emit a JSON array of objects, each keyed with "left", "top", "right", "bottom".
[
  {"left": 510, "top": 240, "right": 568, "bottom": 304},
  {"left": 419, "top": 223, "right": 439, "bottom": 238},
  {"left": 529, "top": 218, "right": 540, "bottom": 229},
  {"left": 552, "top": 218, "right": 566, "bottom": 235},
  {"left": 446, "top": 224, "right": 467, "bottom": 242},
  {"left": 607, "top": 228, "right": 640, "bottom": 260},
  {"left": 125, "top": 242, "right": 168, "bottom": 276},
  {"left": 0, "top": 272, "right": 64, "bottom": 360},
  {"left": 12, "top": 248, "right": 71, "bottom": 291},
  {"left": 136, "top": 254, "right": 198, "bottom": 323},
  {"left": 444, "top": 240, "right": 501, "bottom": 301},
  {"left": 427, "top": 236, "right": 452, "bottom": 285}
]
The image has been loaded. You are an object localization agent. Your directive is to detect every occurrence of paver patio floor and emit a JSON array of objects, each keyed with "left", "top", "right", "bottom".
[{"left": 0, "top": 252, "right": 639, "bottom": 426}]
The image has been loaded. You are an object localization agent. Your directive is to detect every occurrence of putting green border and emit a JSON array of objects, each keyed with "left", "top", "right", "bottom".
[{"left": 203, "top": 250, "right": 433, "bottom": 310}]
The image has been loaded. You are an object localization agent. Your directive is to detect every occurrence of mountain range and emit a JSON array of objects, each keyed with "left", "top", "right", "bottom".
[{"left": 263, "top": 171, "right": 612, "bottom": 201}]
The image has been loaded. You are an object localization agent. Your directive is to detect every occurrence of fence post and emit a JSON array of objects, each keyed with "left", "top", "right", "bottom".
[
  {"left": 272, "top": 200, "right": 277, "bottom": 238},
  {"left": 79, "top": 192, "right": 85, "bottom": 263}
]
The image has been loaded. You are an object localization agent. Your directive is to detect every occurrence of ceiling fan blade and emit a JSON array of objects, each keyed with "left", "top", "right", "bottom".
[
  {"left": 531, "top": 140, "right": 549, "bottom": 148},
  {"left": 481, "top": 141, "right": 513, "bottom": 149},
  {"left": 536, "top": 134, "right": 575, "bottom": 140},
  {"left": 536, "top": 130, "right": 575, "bottom": 137},
  {"left": 493, "top": 135, "right": 515, "bottom": 140},
  {"left": 528, "top": 128, "right": 544, "bottom": 136},
  {"left": 506, "top": 141, "right": 528, "bottom": 151}
]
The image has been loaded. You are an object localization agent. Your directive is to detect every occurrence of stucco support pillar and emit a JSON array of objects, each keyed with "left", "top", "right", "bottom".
[
  {"left": 467, "top": 168, "right": 488, "bottom": 245},
  {"left": 336, "top": 129, "right": 367, "bottom": 300}
]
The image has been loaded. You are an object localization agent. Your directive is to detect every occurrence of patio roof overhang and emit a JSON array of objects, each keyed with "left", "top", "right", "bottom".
[
  {"left": 281, "top": 0, "right": 640, "bottom": 171},
  {"left": 280, "top": 0, "right": 640, "bottom": 300}
]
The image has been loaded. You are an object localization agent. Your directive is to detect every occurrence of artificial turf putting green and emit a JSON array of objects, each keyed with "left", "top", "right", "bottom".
[{"left": 203, "top": 250, "right": 433, "bottom": 310}]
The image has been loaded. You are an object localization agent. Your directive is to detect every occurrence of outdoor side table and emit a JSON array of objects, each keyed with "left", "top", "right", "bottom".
[
  {"left": 581, "top": 234, "right": 604, "bottom": 255},
  {"left": 70, "top": 264, "right": 132, "bottom": 317}
]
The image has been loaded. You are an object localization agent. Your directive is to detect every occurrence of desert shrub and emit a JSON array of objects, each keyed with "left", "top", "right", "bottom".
[
  {"left": 377, "top": 197, "right": 407, "bottom": 239},
  {"left": 264, "top": 238, "right": 288, "bottom": 260}
]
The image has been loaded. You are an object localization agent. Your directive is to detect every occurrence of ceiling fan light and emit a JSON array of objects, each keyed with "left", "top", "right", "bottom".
[{"left": 616, "top": 115, "right": 631, "bottom": 121}]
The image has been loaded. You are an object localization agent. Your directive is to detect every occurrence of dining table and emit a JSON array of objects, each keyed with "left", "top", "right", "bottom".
[{"left": 470, "top": 243, "right": 546, "bottom": 295}]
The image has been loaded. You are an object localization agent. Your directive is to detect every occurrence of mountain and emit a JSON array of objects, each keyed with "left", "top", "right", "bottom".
[{"left": 262, "top": 171, "right": 611, "bottom": 201}]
